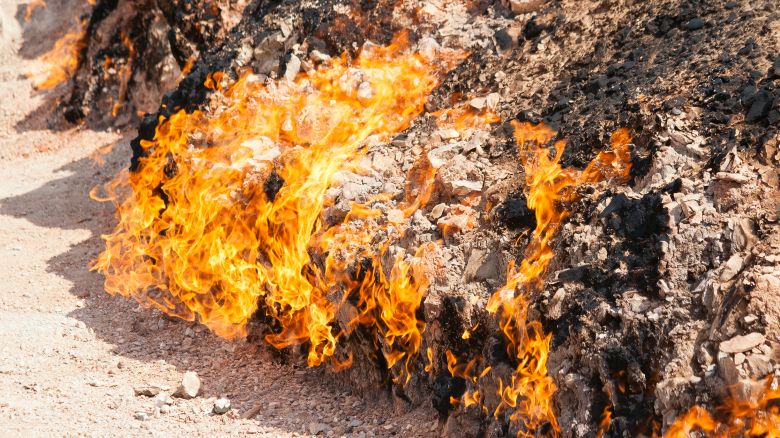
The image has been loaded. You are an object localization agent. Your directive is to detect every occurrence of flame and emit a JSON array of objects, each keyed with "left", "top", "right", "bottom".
[
  {"left": 596, "top": 403, "right": 613, "bottom": 438},
  {"left": 111, "top": 32, "right": 135, "bottom": 117},
  {"left": 664, "top": 378, "right": 780, "bottom": 437},
  {"left": 93, "top": 34, "right": 463, "bottom": 377},
  {"left": 24, "top": 0, "right": 46, "bottom": 21},
  {"left": 486, "top": 122, "right": 632, "bottom": 436},
  {"left": 28, "top": 23, "right": 85, "bottom": 90},
  {"left": 434, "top": 104, "right": 500, "bottom": 136}
]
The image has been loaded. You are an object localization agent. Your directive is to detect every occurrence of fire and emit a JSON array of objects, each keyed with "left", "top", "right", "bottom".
[
  {"left": 24, "top": 0, "right": 46, "bottom": 21},
  {"left": 111, "top": 32, "right": 135, "bottom": 117},
  {"left": 486, "top": 122, "right": 632, "bottom": 436},
  {"left": 28, "top": 24, "right": 85, "bottom": 90},
  {"left": 93, "top": 34, "right": 462, "bottom": 376},
  {"left": 664, "top": 378, "right": 780, "bottom": 437}
]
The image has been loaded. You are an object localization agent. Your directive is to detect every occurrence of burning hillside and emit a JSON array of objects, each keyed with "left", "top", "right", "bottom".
[{"left": 22, "top": 0, "right": 780, "bottom": 436}]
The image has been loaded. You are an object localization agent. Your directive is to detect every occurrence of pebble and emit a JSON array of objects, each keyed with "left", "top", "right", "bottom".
[
  {"left": 686, "top": 18, "right": 705, "bottom": 31},
  {"left": 134, "top": 412, "right": 149, "bottom": 421},
  {"left": 213, "top": 397, "right": 231, "bottom": 415}
]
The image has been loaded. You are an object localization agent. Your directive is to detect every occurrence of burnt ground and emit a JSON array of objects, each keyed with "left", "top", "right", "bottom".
[{"left": 7, "top": 0, "right": 780, "bottom": 436}]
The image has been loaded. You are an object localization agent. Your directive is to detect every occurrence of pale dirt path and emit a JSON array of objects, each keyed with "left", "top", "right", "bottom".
[{"left": 0, "top": 1, "right": 436, "bottom": 437}]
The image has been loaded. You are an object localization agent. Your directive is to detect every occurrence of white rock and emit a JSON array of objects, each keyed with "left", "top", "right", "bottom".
[
  {"left": 284, "top": 54, "right": 301, "bottom": 82},
  {"left": 449, "top": 180, "right": 483, "bottom": 196},
  {"left": 173, "top": 371, "right": 201, "bottom": 399},
  {"left": 213, "top": 397, "right": 231, "bottom": 415},
  {"left": 469, "top": 97, "right": 486, "bottom": 110},
  {"left": 485, "top": 92, "right": 500, "bottom": 110}
]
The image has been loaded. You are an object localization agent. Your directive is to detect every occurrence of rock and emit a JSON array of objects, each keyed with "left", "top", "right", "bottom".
[
  {"left": 548, "top": 288, "right": 566, "bottom": 320},
  {"left": 717, "top": 354, "right": 739, "bottom": 385},
  {"left": 449, "top": 180, "right": 483, "bottom": 196},
  {"left": 746, "top": 90, "right": 775, "bottom": 123},
  {"left": 213, "top": 397, "right": 231, "bottom": 414},
  {"left": 154, "top": 393, "right": 173, "bottom": 407},
  {"left": 438, "top": 128, "right": 460, "bottom": 140},
  {"left": 715, "top": 172, "right": 750, "bottom": 183},
  {"left": 463, "top": 248, "right": 501, "bottom": 282},
  {"left": 686, "top": 18, "right": 705, "bottom": 31},
  {"left": 173, "top": 371, "right": 201, "bottom": 399},
  {"left": 284, "top": 54, "right": 301, "bottom": 82},
  {"left": 430, "top": 203, "right": 446, "bottom": 220},
  {"left": 427, "top": 143, "right": 461, "bottom": 169},
  {"left": 469, "top": 97, "right": 486, "bottom": 110},
  {"left": 509, "top": 0, "right": 545, "bottom": 14},
  {"left": 485, "top": 93, "right": 500, "bottom": 111},
  {"left": 134, "top": 412, "right": 149, "bottom": 421},
  {"left": 310, "top": 49, "right": 330, "bottom": 62},
  {"left": 720, "top": 333, "right": 765, "bottom": 354},
  {"left": 733, "top": 219, "right": 756, "bottom": 250},
  {"left": 734, "top": 352, "right": 746, "bottom": 365},
  {"left": 134, "top": 386, "right": 162, "bottom": 397},
  {"left": 357, "top": 82, "right": 373, "bottom": 102},
  {"left": 719, "top": 254, "right": 744, "bottom": 281},
  {"left": 746, "top": 354, "right": 773, "bottom": 378},
  {"left": 308, "top": 422, "right": 329, "bottom": 435}
]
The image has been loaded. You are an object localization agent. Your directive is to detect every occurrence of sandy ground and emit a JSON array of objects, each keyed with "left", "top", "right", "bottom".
[{"left": 0, "top": 1, "right": 436, "bottom": 436}]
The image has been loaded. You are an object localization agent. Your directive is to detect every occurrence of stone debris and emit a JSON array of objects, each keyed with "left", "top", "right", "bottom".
[
  {"left": 213, "top": 397, "right": 231, "bottom": 414},
  {"left": 719, "top": 333, "right": 766, "bottom": 354},
  {"left": 173, "top": 371, "right": 201, "bottom": 399}
]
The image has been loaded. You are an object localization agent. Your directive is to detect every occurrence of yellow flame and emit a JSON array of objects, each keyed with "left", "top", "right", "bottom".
[
  {"left": 664, "top": 378, "right": 780, "bottom": 437},
  {"left": 93, "top": 34, "right": 463, "bottom": 377},
  {"left": 486, "top": 122, "right": 632, "bottom": 436},
  {"left": 28, "top": 23, "right": 85, "bottom": 90},
  {"left": 24, "top": 0, "right": 46, "bottom": 21},
  {"left": 111, "top": 32, "right": 135, "bottom": 117}
]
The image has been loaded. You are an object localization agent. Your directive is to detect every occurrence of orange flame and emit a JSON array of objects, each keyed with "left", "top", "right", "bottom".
[
  {"left": 24, "top": 0, "right": 46, "bottom": 21},
  {"left": 486, "top": 122, "right": 632, "bottom": 436},
  {"left": 28, "top": 24, "right": 85, "bottom": 90},
  {"left": 111, "top": 32, "right": 135, "bottom": 117},
  {"left": 92, "top": 34, "right": 463, "bottom": 376},
  {"left": 664, "top": 378, "right": 780, "bottom": 437}
]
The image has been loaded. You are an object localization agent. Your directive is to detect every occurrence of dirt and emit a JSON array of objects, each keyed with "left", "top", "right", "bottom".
[{"left": 0, "top": 1, "right": 436, "bottom": 436}]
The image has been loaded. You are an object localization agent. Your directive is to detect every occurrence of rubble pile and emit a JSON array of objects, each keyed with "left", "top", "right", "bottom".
[{"left": 62, "top": 0, "right": 780, "bottom": 435}]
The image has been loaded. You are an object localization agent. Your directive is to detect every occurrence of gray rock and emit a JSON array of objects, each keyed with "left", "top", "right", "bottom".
[
  {"left": 720, "top": 332, "right": 765, "bottom": 354},
  {"left": 213, "top": 397, "right": 231, "bottom": 415},
  {"left": 746, "top": 354, "right": 773, "bottom": 378},
  {"left": 547, "top": 288, "right": 566, "bottom": 320},
  {"left": 173, "top": 371, "right": 201, "bottom": 399},
  {"left": 308, "top": 422, "right": 329, "bottom": 435},
  {"left": 717, "top": 355, "right": 739, "bottom": 385},
  {"left": 134, "top": 386, "right": 161, "bottom": 397}
]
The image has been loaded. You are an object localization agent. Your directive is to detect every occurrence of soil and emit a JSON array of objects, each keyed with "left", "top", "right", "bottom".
[{"left": 0, "top": 1, "right": 436, "bottom": 436}]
